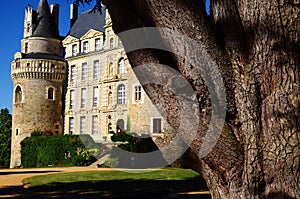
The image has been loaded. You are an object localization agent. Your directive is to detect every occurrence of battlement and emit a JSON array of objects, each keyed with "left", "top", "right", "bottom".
[{"left": 11, "top": 58, "right": 66, "bottom": 81}]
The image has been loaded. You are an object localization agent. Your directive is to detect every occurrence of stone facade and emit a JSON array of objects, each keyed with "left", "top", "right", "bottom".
[{"left": 63, "top": 9, "right": 166, "bottom": 142}]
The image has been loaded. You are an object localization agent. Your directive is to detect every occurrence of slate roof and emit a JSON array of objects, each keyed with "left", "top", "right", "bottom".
[
  {"left": 32, "top": 0, "right": 59, "bottom": 39},
  {"left": 69, "top": 7, "right": 106, "bottom": 38}
]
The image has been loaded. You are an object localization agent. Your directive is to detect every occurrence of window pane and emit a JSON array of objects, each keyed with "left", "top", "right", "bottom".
[
  {"left": 48, "top": 88, "right": 54, "bottom": 100},
  {"left": 93, "top": 61, "right": 99, "bottom": 79},
  {"left": 82, "top": 63, "right": 87, "bottom": 80},
  {"left": 69, "top": 118, "right": 74, "bottom": 135},
  {"left": 153, "top": 118, "right": 162, "bottom": 133},
  {"left": 83, "top": 41, "right": 89, "bottom": 53},
  {"left": 118, "top": 58, "right": 126, "bottom": 74},
  {"left": 93, "top": 87, "right": 98, "bottom": 107},
  {"left": 71, "top": 65, "right": 76, "bottom": 83},
  {"left": 92, "top": 116, "right": 98, "bottom": 134},
  {"left": 81, "top": 88, "right": 86, "bottom": 108},
  {"left": 117, "top": 85, "right": 126, "bottom": 104},
  {"left": 95, "top": 38, "right": 101, "bottom": 51},
  {"left": 72, "top": 44, "right": 77, "bottom": 56},
  {"left": 80, "top": 117, "right": 86, "bottom": 134},
  {"left": 70, "top": 90, "right": 75, "bottom": 109},
  {"left": 134, "top": 86, "right": 142, "bottom": 101}
]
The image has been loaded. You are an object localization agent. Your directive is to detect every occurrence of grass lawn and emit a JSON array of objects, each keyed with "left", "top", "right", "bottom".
[{"left": 22, "top": 167, "right": 210, "bottom": 198}]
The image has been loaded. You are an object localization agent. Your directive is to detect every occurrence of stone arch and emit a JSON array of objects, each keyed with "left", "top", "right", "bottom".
[{"left": 14, "top": 85, "right": 23, "bottom": 103}]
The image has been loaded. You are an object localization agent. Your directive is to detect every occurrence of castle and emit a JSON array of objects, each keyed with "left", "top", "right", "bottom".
[{"left": 10, "top": 0, "right": 166, "bottom": 168}]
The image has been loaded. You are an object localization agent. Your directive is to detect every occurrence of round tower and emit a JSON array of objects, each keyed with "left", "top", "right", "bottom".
[{"left": 10, "top": 0, "right": 67, "bottom": 168}]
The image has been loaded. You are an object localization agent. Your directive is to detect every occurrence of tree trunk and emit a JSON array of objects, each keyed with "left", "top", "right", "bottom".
[{"left": 104, "top": 0, "right": 300, "bottom": 198}]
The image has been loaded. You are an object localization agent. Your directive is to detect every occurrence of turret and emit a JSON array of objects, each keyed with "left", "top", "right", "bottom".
[{"left": 10, "top": 0, "right": 67, "bottom": 168}]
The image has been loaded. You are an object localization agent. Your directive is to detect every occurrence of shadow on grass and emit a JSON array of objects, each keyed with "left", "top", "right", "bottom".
[
  {"left": 0, "top": 170, "right": 61, "bottom": 176},
  {"left": 0, "top": 177, "right": 211, "bottom": 199}
]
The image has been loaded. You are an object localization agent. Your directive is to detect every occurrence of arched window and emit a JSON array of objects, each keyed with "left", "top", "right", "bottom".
[
  {"left": 48, "top": 87, "right": 54, "bottom": 100},
  {"left": 118, "top": 58, "right": 126, "bottom": 74},
  {"left": 110, "top": 38, "right": 114, "bottom": 48},
  {"left": 117, "top": 84, "right": 126, "bottom": 104},
  {"left": 15, "top": 86, "right": 22, "bottom": 103},
  {"left": 116, "top": 119, "right": 125, "bottom": 133}
]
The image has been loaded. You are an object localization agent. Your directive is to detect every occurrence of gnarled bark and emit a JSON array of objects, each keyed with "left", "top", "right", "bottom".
[{"left": 104, "top": 0, "right": 300, "bottom": 198}]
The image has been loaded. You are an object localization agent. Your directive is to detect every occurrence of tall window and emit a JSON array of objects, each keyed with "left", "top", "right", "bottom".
[
  {"left": 48, "top": 87, "right": 54, "bottom": 100},
  {"left": 134, "top": 86, "right": 142, "bottom": 101},
  {"left": 117, "top": 84, "right": 126, "bottom": 104},
  {"left": 72, "top": 44, "right": 77, "bottom": 56},
  {"left": 81, "top": 88, "right": 86, "bottom": 108},
  {"left": 108, "top": 91, "right": 112, "bottom": 106},
  {"left": 25, "top": 43, "right": 28, "bottom": 53},
  {"left": 152, "top": 118, "right": 162, "bottom": 134},
  {"left": 118, "top": 39, "right": 123, "bottom": 47},
  {"left": 110, "top": 38, "right": 114, "bottom": 48},
  {"left": 93, "top": 60, "right": 99, "bottom": 79},
  {"left": 95, "top": 38, "right": 101, "bottom": 51},
  {"left": 83, "top": 41, "right": 89, "bottom": 53},
  {"left": 82, "top": 63, "right": 87, "bottom": 80},
  {"left": 93, "top": 86, "right": 98, "bottom": 107},
  {"left": 69, "top": 117, "right": 74, "bottom": 135},
  {"left": 80, "top": 116, "right": 86, "bottom": 134},
  {"left": 70, "top": 65, "right": 76, "bottom": 83},
  {"left": 15, "top": 86, "right": 22, "bottom": 103},
  {"left": 118, "top": 58, "right": 126, "bottom": 74},
  {"left": 92, "top": 116, "right": 99, "bottom": 134},
  {"left": 70, "top": 90, "right": 75, "bottom": 109}
]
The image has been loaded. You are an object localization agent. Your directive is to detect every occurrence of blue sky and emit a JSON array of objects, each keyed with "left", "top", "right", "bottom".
[
  {"left": 0, "top": 0, "right": 94, "bottom": 113},
  {"left": 0, "top": 0, "right": 210, "bottom": 113}
]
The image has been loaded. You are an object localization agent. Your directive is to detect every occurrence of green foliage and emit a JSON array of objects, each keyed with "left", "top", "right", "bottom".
[
  {"left": 21, "top": 134, "right": 101, "bottom": 168},
  {"left": 72, "top": 147, "right": 97, "bottom": 166},
  {"left": 0, "top": 108, "right": 12, "bottom": 168}
]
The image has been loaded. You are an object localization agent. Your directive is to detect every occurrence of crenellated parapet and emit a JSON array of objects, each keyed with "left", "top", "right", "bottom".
[{"left": 11, "top": 56, "right": 67, "bottom": 81}]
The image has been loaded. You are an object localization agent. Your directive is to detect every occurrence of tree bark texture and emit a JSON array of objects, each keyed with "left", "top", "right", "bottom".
[{"left": 104, "top": 0, "right": 299, "bottom": 198}]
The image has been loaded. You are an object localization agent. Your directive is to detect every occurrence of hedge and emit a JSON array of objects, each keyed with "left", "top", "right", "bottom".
[{"left": 21, "top": 134, "right": 101, "bottom": 168}]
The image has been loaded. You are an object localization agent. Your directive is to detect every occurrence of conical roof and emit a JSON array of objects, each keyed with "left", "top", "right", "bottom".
[{"left": 32, "top": 0, "right": 59, "bottom": 38}]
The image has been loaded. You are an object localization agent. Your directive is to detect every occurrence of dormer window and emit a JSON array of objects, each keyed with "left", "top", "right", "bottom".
[
  {"left": 110, "top": 38, "right": 114, "bottom": 48},
  {"left": 72, "top": 44, "right": 77, "bottom": 56},
  {"left": 83, "top": 41, "right": 89, "bottom": 53},
  {"left": 95, "top": 38, "right": 101, "bottom": 51}
]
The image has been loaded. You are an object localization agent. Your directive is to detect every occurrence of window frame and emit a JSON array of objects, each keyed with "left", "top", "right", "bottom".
[{"left": 117, "top": 84, "right": 126, "bottom": 105}]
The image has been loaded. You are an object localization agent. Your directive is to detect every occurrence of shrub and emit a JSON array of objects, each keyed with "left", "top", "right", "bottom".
[
  {"left": 21, "top": 134, "right": 101, "bottom": 168},
  {"left": 71, "top": 155, "right": 85, "bottom": 166}
]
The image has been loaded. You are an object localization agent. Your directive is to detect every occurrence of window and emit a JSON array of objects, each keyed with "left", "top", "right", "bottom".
[
  {"left": 92, "top": 116, "right": 98, "bottom": 134},
  {"left": 72, "top": 44, "right": 77, "bottom": 56},
  {"left": 27, "top": 23, "right": 30, "bottom": 33},
  {"left": 82, "top": 63, "right": 87, "bottom": 80},
  {"left": 93, "top": 60, "right": 99, "bottom": 79},
  {"left": 48, "top": 87, "right": 54, "bottom": 100},
  {"left": 108, "top": 91, "right": 112, "bottom": 105},
  {"left": 93, "top": 86, "right": 98, "bottom": 107},
  {"left": 80, "top": 116, "right": 86, "bottom": 134},
  {"left": 83, "top": 41, "right": 89, "bottom": 53},
  {"left": 25, "top": 43, "right": 28, "bottom": 53},
  {"left": 69, "top": 117, "right": 74, "bottom": 135},
  {"left": 118, "top": 58, "right": 126, "bottom": 74},
  {"left": 15, "top": 86, "right": 22, "bottom": 103},
  {"left": 134, "top": 86, "right": 142, "bottom": 101},
  {"left": 81, "top": 88, "right": 86, "bottom": 108},
  {"left": 70, "top": 90, "right": 75, "bottom": 109},
  {"left": 95, "top": 38, "right": 101, "bottom": 51},
  {"left": 70, "top": 65, "right": 76, "bottom": 83},
  {"left": 118, "top": 39, "right": 123, "bottom": 47},
  {"left": 152, "top": 118, "right": 162, "bottom": 134},
  {"left": 110, "top": 38, "right": 114, "bottom": 48},
  {"left": 116, "top": 119, "right": 124, "bottom": 133},
  {"left": 117, "top": 84, "right": 126, "bottom": 104}
]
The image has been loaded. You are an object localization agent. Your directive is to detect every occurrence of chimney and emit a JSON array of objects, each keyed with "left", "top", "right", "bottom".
[
  {"left": 50, "top": 4, "right": 59, "bottom": 28},
  {"left": 70, "top": 4, "right": 78, "bottom": 28}
]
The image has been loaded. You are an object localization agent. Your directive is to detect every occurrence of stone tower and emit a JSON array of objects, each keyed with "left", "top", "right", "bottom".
[{"left": 10, "top": 0, "right": 67, "bottom": 168}]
